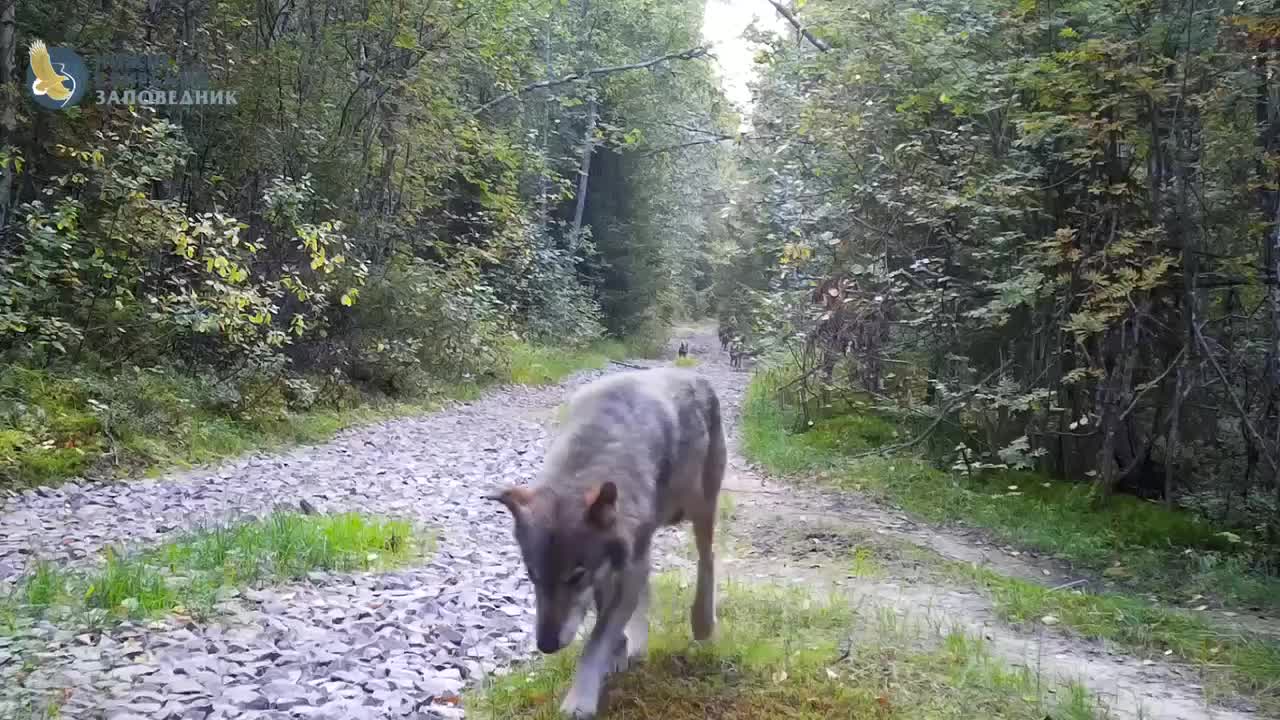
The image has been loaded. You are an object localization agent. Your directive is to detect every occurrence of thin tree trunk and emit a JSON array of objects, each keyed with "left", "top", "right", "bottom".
[
  {"left": 569, "top": 95, "right": 596, "bottom": 247},
  {"left": 537, "top": 16, "right": 553, "bottom": 234},
  {"left": 0, "top": 0, "right": 17, "bottom": 234},
  {"left": 1165, "top": 362, "right": 1184, "bottom": 507}
]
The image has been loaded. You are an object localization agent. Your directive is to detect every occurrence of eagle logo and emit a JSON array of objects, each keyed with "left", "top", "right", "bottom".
[{"left": 27, "top": 40, "right": 88, "bottom": 110}]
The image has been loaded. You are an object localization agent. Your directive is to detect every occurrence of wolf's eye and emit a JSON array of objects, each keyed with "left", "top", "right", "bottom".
[{"left": 565, "top": 566, "right": 587, "bottom": 586}]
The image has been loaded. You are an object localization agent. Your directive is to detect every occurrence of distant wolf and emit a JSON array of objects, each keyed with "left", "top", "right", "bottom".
[
  {"left": 728, "top": 338, "right": 744, "bottom": 370},
  {"left": 717, "top": 323, "right": 733, "bottom": 352},
  {"left": 677, "top": 341, "right": 689, "bottom": 358},
  {"left": 490, "top": 368, "right": 726, "bottom": 718}
]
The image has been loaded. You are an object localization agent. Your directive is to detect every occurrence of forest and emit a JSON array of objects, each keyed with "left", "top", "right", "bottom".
[
  {"left": 0, "top": 0, "right": 735, "bottom": 483},
  {"left": 717, "top": 0, "right": 1280, "bottom": 534}
]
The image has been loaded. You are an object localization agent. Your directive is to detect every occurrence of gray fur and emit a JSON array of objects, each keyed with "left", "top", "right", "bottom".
[{"left": 491, "top": 367, "right": 726, "bottom": 718}]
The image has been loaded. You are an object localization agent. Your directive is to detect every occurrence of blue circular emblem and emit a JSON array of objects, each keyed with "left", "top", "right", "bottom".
[{"left": 27, "top": 41, "right": 89, "bottom": 110}]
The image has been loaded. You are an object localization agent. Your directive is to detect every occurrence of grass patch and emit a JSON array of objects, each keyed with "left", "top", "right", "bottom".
[
  {"left": 6, "top": 511, "right": 429, "bottom": 623},
  {"left": 948, "top": 563, "right": 1280, "bottom": 712},
  {"left": 741, "top": 368, "right": 1280, "bottom": 609},
  {"left": 743, "top": 367, "right": 1280, "bottom": 708},
  {"left": 673, "top": 356, "right": 699, "bottom": 368},
  {"left": 504, "top": 342, "right": 624, "bottom": 386},
  {"left": 471, "top": 576, "right": 1100, "bottom": 719}
]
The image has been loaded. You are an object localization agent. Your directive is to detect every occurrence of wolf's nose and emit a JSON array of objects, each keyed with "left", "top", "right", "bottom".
[{"left": 537, "top": 634, "right": 562, "bottom": 654}]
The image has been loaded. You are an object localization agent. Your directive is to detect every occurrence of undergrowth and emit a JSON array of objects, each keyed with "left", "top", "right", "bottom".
[
  {"left": 0, "top": 363, "right": 478, "bottom": 488},
  {"left": 4, "top": 511, "right": 428, "bottom": 624},
  {"left": 503, "top": 341, "right": 626, "bottom": 386},
  {"left": 471, "top": 575, "right": 1101, "bottom": 719}
]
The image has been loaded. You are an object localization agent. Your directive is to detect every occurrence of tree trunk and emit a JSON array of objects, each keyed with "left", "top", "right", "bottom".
[
  {"left": 537, "top": 16, "right": 553, "bottom": 234},
  {"left": 0, "top": 0, "right": 17, "bottom": 234},
  {"left": 569, "top": 95, "right": 596, "bottom": 248}
]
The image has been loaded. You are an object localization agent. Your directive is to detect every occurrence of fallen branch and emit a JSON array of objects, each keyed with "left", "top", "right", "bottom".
[
  {"left": 1049, "top": 578, "right": 1088, "bottom": 592},
  {"left": 609, "top": 360, "right": 646, "bottom": 369},
  {"left": 471, "top": 47, "right": 710, "bottom": 114},
  {"left": 767, "top": 0, "right": 831, "bottom": 53}
]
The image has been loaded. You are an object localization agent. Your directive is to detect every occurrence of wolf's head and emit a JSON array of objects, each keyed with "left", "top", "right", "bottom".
[{"left": 490, "top": 482, "right": 627, "bottom": 654}]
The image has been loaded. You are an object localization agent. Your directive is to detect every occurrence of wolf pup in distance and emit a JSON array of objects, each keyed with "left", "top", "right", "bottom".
[{"left": 490, "top": 368, "right": 726, "bottom": 718}]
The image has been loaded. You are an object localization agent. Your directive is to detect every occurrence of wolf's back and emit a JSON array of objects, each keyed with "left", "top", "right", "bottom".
[{"left": 543, "top": 368, "right": 722, "bottom": 504}]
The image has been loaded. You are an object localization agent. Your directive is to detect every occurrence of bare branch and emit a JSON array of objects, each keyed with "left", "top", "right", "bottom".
[
  {"left": 1195, "top": 321, "right": 1280, "bottom": 473},
  {"left": 471, "top": 47, "right": 710, "bottom": 114},
  {"left": 642, "top": 135, "right": 739, "bottom": 156},
  {"left": 767, "top": 0, "right": 831, "bottom": 53}
]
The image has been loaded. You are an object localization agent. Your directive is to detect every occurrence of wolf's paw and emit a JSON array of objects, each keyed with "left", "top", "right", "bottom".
[
  {"left": 610, "top": 648, "right": 633, "bottom": 673},
  {"left": 559, "top": 687, "right": 599, "bottom": 719},
  {"left": 610, "top": 636, "right": 631, "bottom": 673}
]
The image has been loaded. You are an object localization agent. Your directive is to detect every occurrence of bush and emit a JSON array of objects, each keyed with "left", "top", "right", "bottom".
[{"left": 341, "top": 259, "right": 508, "bottom": 395}]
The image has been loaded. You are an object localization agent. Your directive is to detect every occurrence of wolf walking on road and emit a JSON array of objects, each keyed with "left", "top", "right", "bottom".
[{"left": 490, "top": 368, "right": 727, "bottom": 718}]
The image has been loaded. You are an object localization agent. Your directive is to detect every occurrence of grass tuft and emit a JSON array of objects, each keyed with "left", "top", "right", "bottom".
[
  {"left": 673, "top": 356, "right": 699, "bottom": 368},
  {"left": 471, "top": 576, "right": 1101, "bottom": 719},
  {"left": 6, "top": 511, "right": 429, "bottom": 623}
]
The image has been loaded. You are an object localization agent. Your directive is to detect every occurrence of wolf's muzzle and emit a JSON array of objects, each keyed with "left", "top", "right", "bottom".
[{"left": 537, "top": 626, "right": 566, "bottom": 654}]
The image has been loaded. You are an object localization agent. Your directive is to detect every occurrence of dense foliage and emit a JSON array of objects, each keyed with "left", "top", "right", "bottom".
[
  {"left": 714, "top": 0, "right": 1280, "bottom": 538},
  {"left": 0, "top": 0, "right": 734, "bottom": 483}
]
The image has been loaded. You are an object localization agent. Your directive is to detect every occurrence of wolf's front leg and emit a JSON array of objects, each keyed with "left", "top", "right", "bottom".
[
  {"left": 622, "top": 574, "right": 650, "bottom": 665},
  {"left": 560, "top": 565, "right": 647, "bottom": 719}
]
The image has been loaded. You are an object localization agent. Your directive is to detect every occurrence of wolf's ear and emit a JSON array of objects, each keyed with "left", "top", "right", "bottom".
[
  {"left": 584, "top": 481, "right": 618, "bottom": 529},
  {"left": 486, "top": 486, "right": 533, "bottom": 519}
]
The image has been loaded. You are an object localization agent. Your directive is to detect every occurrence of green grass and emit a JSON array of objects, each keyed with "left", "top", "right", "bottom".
[
  {"left": 673, "top": 356, "right": 699, "bottom": 368},
  {"left": 471, "top": 575, "right": 1101, "bottom": 719},
  {"left": 6, "top": 511, "right": 429, "bottom": 622},
  {"left": 950, "top": 564, "right": 1280, "bottom": 712},
  {"left": 1, "top": 330, "right": 667, "bottom": 489},
  {"left": 742, "top": 367, "right": 1280, "bottom": 710},
  {"left": 503, "top": 342, "right": 626, "bottom": 386}
]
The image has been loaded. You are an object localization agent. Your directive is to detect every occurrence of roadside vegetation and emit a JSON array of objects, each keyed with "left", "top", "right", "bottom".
[
  {"left": 741, "top": 368, "right": 1280, "bottom": 712},
  {"left": 0, "top": 335, "right": 669, "bottom": 488}
]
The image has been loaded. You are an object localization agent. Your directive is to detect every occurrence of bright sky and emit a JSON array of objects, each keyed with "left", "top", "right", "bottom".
[{"left": 701, "top": 0, "right": 785, "bottom": 122}]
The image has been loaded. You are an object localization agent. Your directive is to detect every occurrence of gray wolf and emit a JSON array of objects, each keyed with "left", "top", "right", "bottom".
[
  {"left": 717, "top": 323, "right": 733, "bottom": 352},
  {"left": 728, "top": 338, "right": 744, "bottom": 370},
  {"left": 490, "top": 368, "right": 726, "bottom": 718}
]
